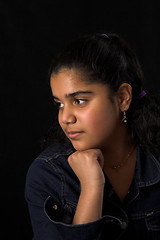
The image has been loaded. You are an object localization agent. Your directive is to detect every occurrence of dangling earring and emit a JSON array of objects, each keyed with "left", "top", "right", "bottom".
[{"left": 122, "top": 111, "right": 127, "bottom": 124}]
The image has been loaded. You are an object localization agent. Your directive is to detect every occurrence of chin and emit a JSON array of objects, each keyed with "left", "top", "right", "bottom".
[{"left": 71, "top": 141, "right": 98, "bottom": 151}]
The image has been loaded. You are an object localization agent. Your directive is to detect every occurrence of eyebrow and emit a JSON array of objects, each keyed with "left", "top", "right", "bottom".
[{"left": 53, "top": 91, "right": 93, "bottom": 100}]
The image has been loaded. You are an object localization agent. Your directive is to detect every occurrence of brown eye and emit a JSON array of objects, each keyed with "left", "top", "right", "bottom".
[{"left": 75, "top": 99, "right": 86, "bottom": 105}]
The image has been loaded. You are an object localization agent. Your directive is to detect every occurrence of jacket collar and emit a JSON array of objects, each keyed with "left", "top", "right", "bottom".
[{"left": 135, "top": 146, "right": 160, "bottom": 188}]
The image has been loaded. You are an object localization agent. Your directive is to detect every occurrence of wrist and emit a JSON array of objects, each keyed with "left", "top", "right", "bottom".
[
  {"left": 81, "top": 183, "right": 105, "bottom": 195},
  {"left": 81, "top": 178, "right": 105, "bottom": 191}
]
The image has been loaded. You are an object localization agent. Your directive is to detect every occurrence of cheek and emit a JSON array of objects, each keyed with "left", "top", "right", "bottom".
[
  {"left": 79, "top": 106, "right": 118, "bottom": 133},
  {"left": 58, "top": 112, "right": 63, "bottom": 129},
  {"left": 79, "top": 108, "right": 107, "bottom": 128}
]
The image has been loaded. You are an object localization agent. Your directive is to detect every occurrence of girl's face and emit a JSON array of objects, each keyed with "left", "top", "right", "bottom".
[{"left": 50, "top": 68, "right": 122, "bottom": 151}]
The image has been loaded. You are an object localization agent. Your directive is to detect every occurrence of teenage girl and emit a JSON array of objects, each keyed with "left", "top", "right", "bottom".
[{"left": 25, "top": 33, "right": 160, "bottom": 240}]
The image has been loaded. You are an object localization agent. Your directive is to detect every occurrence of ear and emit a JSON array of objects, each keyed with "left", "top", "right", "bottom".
[{"left": 117, "top": 83, "right": 132, "bottom": 111}]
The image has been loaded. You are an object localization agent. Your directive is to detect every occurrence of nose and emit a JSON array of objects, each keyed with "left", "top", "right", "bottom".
[{"left": 59, "top": 106, "right": 76, "bottom": 125}]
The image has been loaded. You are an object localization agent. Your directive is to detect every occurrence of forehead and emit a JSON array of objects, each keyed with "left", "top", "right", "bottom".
[
  {"left": 51, "top": 68, "right": 89, "bottom": 88},
  {"left": 50, "top": 68, "right": 109, "bottom": 97}
]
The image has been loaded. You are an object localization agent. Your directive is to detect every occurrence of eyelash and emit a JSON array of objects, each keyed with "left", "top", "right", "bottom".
[{"left": 54, "top": 99, "right": 87, "bottom": 109}]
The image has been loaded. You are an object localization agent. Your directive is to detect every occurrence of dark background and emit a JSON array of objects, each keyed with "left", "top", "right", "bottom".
[{"left": 1, "top": 0, "right": 160, "bottom": 239}]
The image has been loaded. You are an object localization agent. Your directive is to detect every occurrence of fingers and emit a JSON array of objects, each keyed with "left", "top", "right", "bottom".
[{"left": 68, "top": 149, "right": 105, "bottom": 188}]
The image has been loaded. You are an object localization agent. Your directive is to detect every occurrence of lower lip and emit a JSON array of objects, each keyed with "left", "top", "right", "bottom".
[{"left": 67, "top": 132, "right": 84, "bottom": 139}]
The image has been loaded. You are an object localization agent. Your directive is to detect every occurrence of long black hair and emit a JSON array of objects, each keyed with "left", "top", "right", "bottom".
[{"left": 43, "top": 33, "right": 160, "bottom": 158}]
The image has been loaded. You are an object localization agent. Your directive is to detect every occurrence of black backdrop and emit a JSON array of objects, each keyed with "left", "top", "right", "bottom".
[{"left": 1, "top": 1, "right": 160, "bottom": 239}]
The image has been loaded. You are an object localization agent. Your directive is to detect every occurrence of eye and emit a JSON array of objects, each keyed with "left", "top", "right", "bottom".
[
  {"left": 54, "top": 101, "right": 64, "bottom": 109},
  {"left": 74, "top": 99, "right": 87, "bottom": 105}
]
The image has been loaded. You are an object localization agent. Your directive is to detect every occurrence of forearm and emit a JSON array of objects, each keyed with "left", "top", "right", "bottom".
[{"left": 72, "top": 186, "right": 104, "bottom": 225}]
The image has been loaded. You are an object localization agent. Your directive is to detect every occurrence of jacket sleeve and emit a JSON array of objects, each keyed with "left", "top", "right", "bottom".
[{"left": 25, "top": 156, "right": 123, "bottom": 240}]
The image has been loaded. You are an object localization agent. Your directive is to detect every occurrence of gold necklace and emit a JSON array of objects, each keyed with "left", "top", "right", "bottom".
[{"left": 112, "top": 145, "right": 136, "bottom": 172}]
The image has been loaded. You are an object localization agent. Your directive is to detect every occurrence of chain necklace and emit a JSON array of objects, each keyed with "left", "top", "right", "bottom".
[{"left": 112, "top": 145, "right": 136, "bottom": 172}]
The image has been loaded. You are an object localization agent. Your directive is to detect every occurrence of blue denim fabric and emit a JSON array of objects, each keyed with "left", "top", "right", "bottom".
[{"left": 25, "top": 143, "right": 160, "bottom": 240}]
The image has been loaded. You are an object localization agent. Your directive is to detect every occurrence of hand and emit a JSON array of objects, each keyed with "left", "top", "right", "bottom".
[
  {"left": 68, "top": 149, "right": 105, "bottom": 190},
  {"left": 68, "top": 149, "right": 105, "bottom": 224}
]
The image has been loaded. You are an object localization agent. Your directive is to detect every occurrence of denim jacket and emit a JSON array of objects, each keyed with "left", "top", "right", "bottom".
[{"left": 25, "top": 143, "right": 160, "bottom": 240}]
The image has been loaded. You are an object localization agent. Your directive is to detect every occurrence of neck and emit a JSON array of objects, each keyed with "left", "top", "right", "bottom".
[{"left": 101, "top": 127, "right": 135, "bottom": 171}]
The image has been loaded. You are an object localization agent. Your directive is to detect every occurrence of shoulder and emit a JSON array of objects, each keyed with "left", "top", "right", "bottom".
[
  {"left": 25, "top": 143, "right": 78, "bottom": 204},
  {"left": 39, "top": 142, "right": 75, "bottom": 160},
  {"left": 136, "top": 146, "right": 160, "bottom": 187},
  {"left": 27, "top": 143, "right": 75, "bottom": 174}
]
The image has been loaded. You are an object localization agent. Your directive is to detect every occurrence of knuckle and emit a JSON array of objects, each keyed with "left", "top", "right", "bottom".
[{"left": 68, "top": 154, "right": 73, "bottom": 162}]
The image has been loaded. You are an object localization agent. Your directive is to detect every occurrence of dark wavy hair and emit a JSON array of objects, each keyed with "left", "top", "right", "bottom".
[{"left": 42, "top": 33, "right": 160, "bottom": 158}]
